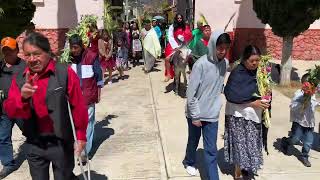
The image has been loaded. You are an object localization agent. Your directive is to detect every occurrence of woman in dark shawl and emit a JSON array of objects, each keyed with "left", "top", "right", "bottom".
[{"left": 224, "top": 45, "right": 270, "bottom": 179}]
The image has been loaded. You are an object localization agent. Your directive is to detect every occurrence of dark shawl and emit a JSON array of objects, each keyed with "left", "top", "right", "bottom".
[{"left": 224, "top": 63, "right": 259, "bottom": 104}]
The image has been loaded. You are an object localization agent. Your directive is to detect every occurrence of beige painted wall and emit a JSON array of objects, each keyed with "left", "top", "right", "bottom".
[
  {"left": 32, "top": 0, "right": 104, "bottom": 29},
  {"left": 310, "top": 19, "right": 320, "bottom": 29},
  {"left": 195, "top": 0, "right": 320, "bottom": 31},
  {"left": 194, "top": 0, "right": 236, "bottom": 31}
]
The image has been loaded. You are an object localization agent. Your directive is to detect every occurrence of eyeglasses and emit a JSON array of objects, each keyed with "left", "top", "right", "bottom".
[{"left": 25, "top": 51, "right": 43, "bottom": 59}]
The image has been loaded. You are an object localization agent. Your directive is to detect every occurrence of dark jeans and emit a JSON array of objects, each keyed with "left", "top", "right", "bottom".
[
  {"left": 183, "top": 118, "right": 219, "bottom": 180},
  {"left": 26, "top": 140, "right": 78, "bottom": 180},
  {"left": 0, "top": 115, "right": 23, "bottom": 167},
  {"left": 288, "top": 122, "right": 314, "bottom": 158}
]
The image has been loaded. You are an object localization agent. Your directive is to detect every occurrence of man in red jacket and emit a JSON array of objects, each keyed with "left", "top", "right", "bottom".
[{"left": 4, "top": 32, "right": 88, "bottom": 180}]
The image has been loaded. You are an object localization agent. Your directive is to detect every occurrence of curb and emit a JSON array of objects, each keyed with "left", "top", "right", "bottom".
[{"left": 147, "top": 72, "right": 169, "bottom": 180}]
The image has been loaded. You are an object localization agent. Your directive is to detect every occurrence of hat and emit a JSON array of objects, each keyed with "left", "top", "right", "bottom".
[
  {"left": 1, "top": 37, "right": 17, "bottom": 51},
  {"left": 143, "top": 19, "right": 151, "bottom": 25},
  {"left": 69, "top": 34, "right": 83, "bottom": 47},
  {"left": 198, "top": 13, "right": 209, "bottom": 26}
]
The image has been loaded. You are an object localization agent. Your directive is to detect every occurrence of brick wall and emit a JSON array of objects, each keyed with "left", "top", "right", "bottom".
[
  {"left": 16, "top": 28, "right": 69, "bottom": 58},
  {"left": 232, "top": 28, "right": 320, "bottom": 61}
]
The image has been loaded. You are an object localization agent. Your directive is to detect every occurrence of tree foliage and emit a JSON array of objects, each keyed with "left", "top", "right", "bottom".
[
  {"left": 0, "top": 8, "right": 4, "bottom": 17},
  {"left": 0, "top": 0, "right": 36, "bottom": 38},
  {"left": 253, "top": 0, "right": 320, "bottom": 37},
  {"left": 103, "top": 0, "right": 118, "bottom": 34},
  {"left": 59, "top": 15, "right": 98, "bottom": 63}
]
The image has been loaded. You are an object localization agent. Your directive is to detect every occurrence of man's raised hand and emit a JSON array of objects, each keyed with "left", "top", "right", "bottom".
[{"left": 21, "top": 72, "right": 38, "bottom": 100}]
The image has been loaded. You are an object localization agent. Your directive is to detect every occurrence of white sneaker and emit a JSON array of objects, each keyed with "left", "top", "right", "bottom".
[
  {"left": 108, "top": 81, "right": 112, "bottom": 85},
  {"left": 185, "top": 166, "right": 197, "bottom": 176}
]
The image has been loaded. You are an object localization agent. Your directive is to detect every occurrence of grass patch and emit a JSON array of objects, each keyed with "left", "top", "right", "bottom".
[{"left": 273, "top": 81, "right": 320, "bottom": 112}]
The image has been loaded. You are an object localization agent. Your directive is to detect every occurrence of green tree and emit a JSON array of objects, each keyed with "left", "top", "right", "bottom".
[
  {"left": 0, "top": 8, "right": 4, "bottom": 17},
  {"left": 253, "top": 0, "right": 320, "bottom": 86},
  {"left": 103, "top": 0, "right": 118, "bottom": 34},
  {"left": 0, "top": 0, "right": 36, "bottom": 38}
]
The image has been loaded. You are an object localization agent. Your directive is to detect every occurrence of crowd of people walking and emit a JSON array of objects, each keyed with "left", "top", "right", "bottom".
[
  {"left": 0, "top": 11, "right": 319, "bottom": 180},
  {"left": 0, "top": 15, "right": 164, "bottom": 180}
]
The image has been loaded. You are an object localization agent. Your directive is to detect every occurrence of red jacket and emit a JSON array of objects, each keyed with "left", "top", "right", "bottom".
[
  {"left": 4, "top": 60, "right": 88, "bottom": 141},
  {"left": 71, "top": 48, "right": 101, "bottom": 105}
]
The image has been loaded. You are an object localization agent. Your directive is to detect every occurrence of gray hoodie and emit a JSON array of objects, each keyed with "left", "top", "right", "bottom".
[{"left": 186, "top": 30, "right": 229, "bottom": 122}]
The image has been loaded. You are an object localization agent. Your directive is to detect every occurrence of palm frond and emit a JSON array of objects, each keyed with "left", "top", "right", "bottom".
[{"left": 199, "top": 13, "right": 208, "bottom": 25}]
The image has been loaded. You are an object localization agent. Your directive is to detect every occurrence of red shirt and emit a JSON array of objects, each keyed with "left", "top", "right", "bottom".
[
  {"left": 87, "top": 31, "right": 99, "bottom": 52},
  {"left": 4, "top": 60, "right": 88, "bottom": 141},
  {"left": 201, "top": 38, "right": 209, "bottom": 47},
  {"left": 173, "top": 25, "right": 192, "bottom": 43}
]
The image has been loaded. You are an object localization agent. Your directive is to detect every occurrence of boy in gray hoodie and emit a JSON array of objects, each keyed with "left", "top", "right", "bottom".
[{"left": 182, "top": 31, "right": 231, "bottom": 180}]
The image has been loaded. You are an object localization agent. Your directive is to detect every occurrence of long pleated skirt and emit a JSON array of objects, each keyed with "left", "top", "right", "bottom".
[{"left": 224, "top": 115, "right": 263, "bottom": 173}]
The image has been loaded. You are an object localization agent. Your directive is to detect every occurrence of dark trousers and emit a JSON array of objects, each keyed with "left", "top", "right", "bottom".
[
  {"left": 26, "top": 140, "right": 78, "bottom": 180},
  {"left": 288, "top": 122, "right": 314, "bottom": 158},
  {"left": 183, "top": 118, "right": 219, "bottom": 180}
]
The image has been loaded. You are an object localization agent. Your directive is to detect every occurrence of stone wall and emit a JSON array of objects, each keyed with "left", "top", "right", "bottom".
[
  {"left": 16, "top": 28, "right": 69, "bottom": 58},
  {"left": 232, "top": 28, "right": 320, "bottom": 61}
]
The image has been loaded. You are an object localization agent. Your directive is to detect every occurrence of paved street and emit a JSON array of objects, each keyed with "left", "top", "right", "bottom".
[{"left": 2, "top": 60, "right": 320, "bottom": 180}]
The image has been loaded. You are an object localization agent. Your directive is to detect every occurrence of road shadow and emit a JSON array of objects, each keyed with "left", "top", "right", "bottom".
[
  {"left": 273, "top": 137, "right": 305, "bottom": 165},
  {"left": 312, "top": 131, "right": 320, "bottom": 152},
  {"left": 194, "top": 148, "right": 233, "bottom": 180},
  {"left": 150, "top": 68, "right": 161, "bottom": 72},
  {"left": 177, "top": 82, "right": 187, "bottom": 98},
  {"left": 110, "top": 75, "right": 130, "bottom": 84},
  {"left": 89, "top": 115, "right": 116, "bottom": 158},
  {"left": 78, "top": 170, "right": 108, "bottom": 180},
  {"left": 150, "top": 59, "right": 162, "bottom": 69},
  {"left": 164, "top": 81, "right": 175, "bottom": 94},
  {"left": 195, "top": 149, "right": 208, "bottom": 180},
  {"left": 1, "top": 142, "right": 29, "bottom": 179},
  {"left": 269, "top": 62, "right": 299, "bottom": 84},
  {"left": 153, "top": 62, "right": 159, "bottom": 68},
  {"left": 275, "top": 124, "right": 320, "bottom": 151},
  {"left": 13, "top": 142, "right": 27, "bottom": 170},
  {"left": 132, "top": 61, "right": 144, "bottom": 67},
  {"left": 122, "top": 74, "right": 130, "bottom": 80},
  {"left": 103, "top": 73, "right": 122, "bottom": 85},
  {"left": 217, "top": 148, "right": 233, "bottom": 178},
  {"left": 164, "top": 80, "right": 187, "bottom": 98}
]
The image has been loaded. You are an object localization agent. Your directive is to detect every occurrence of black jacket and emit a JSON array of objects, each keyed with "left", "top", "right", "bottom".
[
  {"left": 0, "top": 58, "right": 26, "bottom": 115},
  {"left": 15, "top": 63, "right": 74, "bottom": 144}
]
